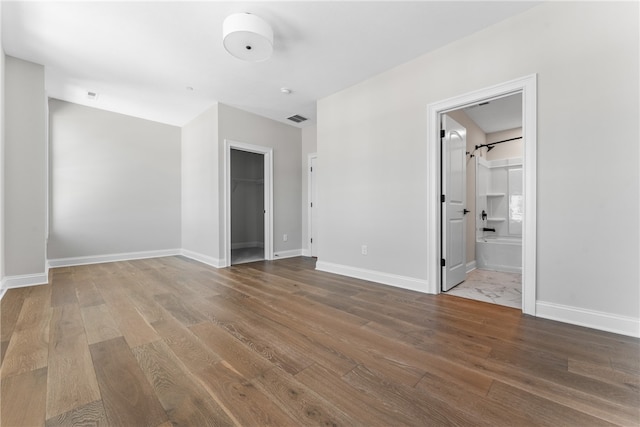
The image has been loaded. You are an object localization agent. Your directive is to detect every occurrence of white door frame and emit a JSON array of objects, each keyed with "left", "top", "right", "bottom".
[
  {"left": 307, "top": 153, "right": 317, "bottom": 257},
  {"left": 426, "top": 74, "right": 537, "bottom": 315},
  {"left": 224, "top": 139, "right": 274, "bottom": 267}
]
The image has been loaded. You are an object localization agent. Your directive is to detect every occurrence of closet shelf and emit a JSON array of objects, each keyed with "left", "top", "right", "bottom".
[
  {"left": 487, "top": 217, "right": 506, "bottom": 222},
  {"left": 232, "top": 178, "right": 264, "bottom": 184},
  {"left": 486, "top": 193, "right": 505, "bottom": 197},
  {"left": 232, "top": 178, "right": 264, "bottom": 192}
]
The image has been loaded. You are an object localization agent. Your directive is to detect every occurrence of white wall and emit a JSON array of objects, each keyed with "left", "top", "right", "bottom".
[
  {"left": 317, "top": 2, "right": 639, "bottom": 331},
  {"left": 181, "top": 104, "right": 220, "bottom": 264},
  {"left": 48, "top": 99, "right": 181, "bottom": 260},
  {"left": 301, "top": 124, "right": 317, "bottom": 256},
  {"left": 218, "top": 104, "right": 302, "bottom": 257},
  {"left": 4, "top": 57, "right": 47, "bottom": 278}
]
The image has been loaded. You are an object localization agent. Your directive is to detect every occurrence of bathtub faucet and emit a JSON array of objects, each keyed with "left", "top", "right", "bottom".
[{"left": 482, "top": 227, "right": 496, "bottom": 232}]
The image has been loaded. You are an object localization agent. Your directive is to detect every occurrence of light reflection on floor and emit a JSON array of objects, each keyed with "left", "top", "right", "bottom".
[{"left": 231, "top": 246, "right": 264, "bottom": 265}]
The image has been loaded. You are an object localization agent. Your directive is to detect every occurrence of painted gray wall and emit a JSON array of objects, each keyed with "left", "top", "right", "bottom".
[
  {"left": 4, "top": 56, "right": 47, "bottom": 276},
  {"left": 218, "top": 103, "right": 302, "bottom": 256},
  {"left": 181, "top": 104, "right": 220, "bottom": 262},
  {"left": 317, "top": 2, "right": 639, "bottom": 319},
  {"left": 48, "top": 99, "right": 181, "bottom": 259}
]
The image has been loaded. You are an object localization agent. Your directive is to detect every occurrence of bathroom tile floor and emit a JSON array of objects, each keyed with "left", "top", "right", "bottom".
[{"left": 446, "top": 268, "right": 522, "bottom": 309}]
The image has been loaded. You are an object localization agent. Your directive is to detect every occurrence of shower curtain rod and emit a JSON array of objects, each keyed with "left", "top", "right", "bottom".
[{"left": 475, "top": 136, "right": 522, "bottom": 151}]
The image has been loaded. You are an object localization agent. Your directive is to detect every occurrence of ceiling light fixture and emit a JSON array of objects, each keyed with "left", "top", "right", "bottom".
[
  {"left": 280, "top": 87, "right": 291, "bottom": 94},
  {"left": 223, "top": 12, "right": 273, "bottom": 62}
]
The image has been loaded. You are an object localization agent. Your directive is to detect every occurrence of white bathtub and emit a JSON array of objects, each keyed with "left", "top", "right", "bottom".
[{"left": 476, "top": 236, "right": 522, "bottom": 273}]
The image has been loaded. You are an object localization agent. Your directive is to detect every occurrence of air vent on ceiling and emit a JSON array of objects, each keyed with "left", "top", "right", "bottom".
[{"left": 287, "top": 114, "right": 307, "bottom": 123}]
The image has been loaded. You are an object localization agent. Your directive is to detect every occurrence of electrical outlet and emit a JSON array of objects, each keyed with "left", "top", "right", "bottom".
[
  {"left": 283, "top": 234, "right": 288, "bottom": 242},
  {"left": 361, "top": 245, "right": 368, "bottom": 255}
]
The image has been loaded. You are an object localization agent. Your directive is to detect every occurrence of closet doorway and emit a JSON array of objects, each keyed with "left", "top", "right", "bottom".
[{"left": 224, "top": 140, "right": 273, "bottom": 266}]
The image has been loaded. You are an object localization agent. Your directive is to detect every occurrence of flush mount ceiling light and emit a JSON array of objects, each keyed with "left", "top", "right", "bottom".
[{"left": 223, "top": 12, "right": 273, "bottom": 62}]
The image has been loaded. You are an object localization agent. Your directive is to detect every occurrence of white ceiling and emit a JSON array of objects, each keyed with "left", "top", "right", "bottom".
[
  {"left": 463, "top": 92, "right": 523, "bottom": 134},
  {"left": 2, "top": 1, "right": 539, "bottom": 128}
]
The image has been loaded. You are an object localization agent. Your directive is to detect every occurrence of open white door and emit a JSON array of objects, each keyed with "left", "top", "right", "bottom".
[
  {"left": 442, "top": 115, "right": 467, "bottom": 291},
  {"left": 310, "top": 156, "right": 318, "bottom": 257}
]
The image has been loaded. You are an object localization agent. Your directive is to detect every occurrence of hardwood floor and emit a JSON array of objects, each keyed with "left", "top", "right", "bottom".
[{"left": 1, "top": 256, "right": 638, "bottom": 426}]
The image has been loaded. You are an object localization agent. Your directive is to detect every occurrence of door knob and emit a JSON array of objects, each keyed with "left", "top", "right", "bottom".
[{"left": 463, "top": 209, "right": 470, "bottom": 215}]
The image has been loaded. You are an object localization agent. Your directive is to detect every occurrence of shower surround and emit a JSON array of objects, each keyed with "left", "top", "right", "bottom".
[{"left": 476, "top": 156, "right": 523, "bottom": 273}]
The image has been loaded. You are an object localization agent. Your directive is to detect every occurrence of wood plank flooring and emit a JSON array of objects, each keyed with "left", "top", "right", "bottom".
[{"left": 1, "top": 256, "right": 638, "bottom": 426}]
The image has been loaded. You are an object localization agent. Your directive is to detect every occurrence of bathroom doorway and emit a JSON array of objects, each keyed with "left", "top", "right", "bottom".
[
  {"left": 427, "top": 75, "right": 537, "bottom": 315},
  {"left": 442, "top": 93, "right": 523, "bottom": 309}
]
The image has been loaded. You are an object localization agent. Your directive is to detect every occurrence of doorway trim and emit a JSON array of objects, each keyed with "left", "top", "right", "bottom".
[
  {"left": 224, "top": 139, "right": 274, "bottom": 267},
  {"left": 426, "top": 74, "right": 537, "bottom": 315}
]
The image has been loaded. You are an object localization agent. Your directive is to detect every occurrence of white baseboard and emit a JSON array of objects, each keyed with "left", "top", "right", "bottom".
[
  {"left": 47, "top": 249, "right": 182, "bottom": 268},
  {"left": 301, "top": 249, "right": 311, "bottom": 257},
  {"left": 466, "top": 260, "right": 477, "bottom": 273},
  {"left": 1, "top": 272, "right": 49, "bottom": 295},
  {"left": 315, "top": 261, "right": 430, "bottom": 294},
  {"left": 181, "top": 249, "right": 224, "bottom": 269},
  {"left": 231, "top": 241, "right": 265, "bottom": 250},
  {"left": 536, "top": 301, "right": 640, "bottom": 338},
  {"left": 2, "top": 251, "right": 637, "bottom": 339},
  {"left": 273, "top": 249, "right": 303, "bottom": 259}
]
